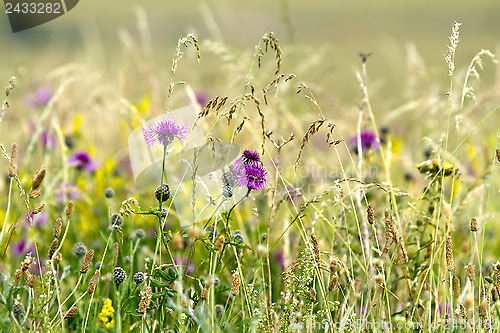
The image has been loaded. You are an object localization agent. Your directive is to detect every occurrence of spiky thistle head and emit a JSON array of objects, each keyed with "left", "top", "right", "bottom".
[
  {"left": 142, "top": 115, "right": 190, "bottom": 147},
  {"left": 237, "top": 164, "right": 269, "bottom": 190}
]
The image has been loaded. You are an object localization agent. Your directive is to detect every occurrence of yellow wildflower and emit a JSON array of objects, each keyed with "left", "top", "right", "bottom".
[{"left": 98, "top": 299, "right": 115, "bottom": 328}]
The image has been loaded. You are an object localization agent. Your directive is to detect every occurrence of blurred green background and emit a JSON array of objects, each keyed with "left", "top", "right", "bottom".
[{"left": 1, "top": 0, "right": 499, "bottom": 104}]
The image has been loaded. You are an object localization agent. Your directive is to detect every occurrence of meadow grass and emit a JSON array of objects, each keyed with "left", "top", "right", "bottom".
[{"left": 1, "top": 14, "right": 500, "bottom": 333}]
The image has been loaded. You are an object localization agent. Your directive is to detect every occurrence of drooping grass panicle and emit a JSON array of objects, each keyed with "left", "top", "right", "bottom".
[{"left": 445, "top": 21, "right": 461, "bottom": 78}]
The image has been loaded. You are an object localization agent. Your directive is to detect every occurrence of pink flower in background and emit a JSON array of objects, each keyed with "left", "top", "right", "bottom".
[
  {"left": 68, "top": 151, "right": 98, "bottom": 172},
  {"left": 26, "top": 86, "right": 52, "bottom": 108}
]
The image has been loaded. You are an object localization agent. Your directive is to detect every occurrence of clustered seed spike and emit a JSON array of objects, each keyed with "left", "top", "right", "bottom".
[
  {"left": 311, "top": 234, "right": 320, "bottom": 262},
  {"left": 328, "top": 272, "right": 339, "bottom": 292},
  {"left": 231, "top": 272, "right": 240, "bottom": 296},
  {"left": 31, "top": 165, "right": 46, "bottom": 190},
  {"left": 30, "top": 189, "right": 41, "bottom": 199},
  {"left": 446, "top": 236, "right": 455, "bottom": 272},
  {"left": 87, "top": 270, "right": 101, "bottom": 294},
  {"left": 13, "top": 269, "right": 22, "bottom": 286},
  {"left": 496, "top": 148, "right": 500, "bottom": 163},
  {"left": 200, "top": 280, "right": 212, "bottom": 300},
  {"left": 8, "top": 143, "right": 17, "bottom": 177},
  {"left": 32, "top": 203, "right": 45, "bottom": 214},
  {"left": 53, "top": 218, "right": 62, "bottom": 237},
  {"left": 467, "top": 264, "right": 475, "bottom": 281},
  {"left": 80, "top": 249, "right": 94, "bottom": 274},
  {"left": 113, "top": 267, "right": 127, "bottom": 286},
  {"left": 20, "top": 254, "right": 34, "bottom": 271},
  {"left": 112, "top": 242, "right": 119, "bottom": 267},
  {"left": 367, "top": 204, "right": 374, "bottom": 225},
  {"left": 138, "top": 286, "right": 152, "bottom": 313},
  {"left": 399, "top": 243, "right": 408, "bottom": 263},
  {"left": 66, "top": 200, "right": 74, "bottom": 219},
  {"left": 53, "top": 253, "right": 62, "bottom": 264},
  {"left": 383, "top": 210, "right": 397, "bottom": 254},
  {"left": 453, "top": 276, "right": 461, "bottom": 297},
  {"left": 470, "top": 217, "right": 478, "bottom": 232},
  {"left": 155, "top": 183, "right": 171, "bottom": 202},
  {"left": 48, "top": 238, "right": 58, "bottom": 260},
  {"left": 62, "top": 306, "right": 79, "bottom": 319},
  {"left": 23, "top": 270, "right": 36, "bottom": 288}
]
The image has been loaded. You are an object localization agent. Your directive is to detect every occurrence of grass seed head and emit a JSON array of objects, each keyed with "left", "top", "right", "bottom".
[
  {"left": 8, "top": 143, "right": 17, "bottom": 177},
  {"left": 31, "top": 166, "right": 46, "bottom": 190}
]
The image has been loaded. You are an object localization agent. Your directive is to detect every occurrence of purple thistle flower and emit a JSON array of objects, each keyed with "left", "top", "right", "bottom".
[
  {"left": 351, "top": 130, "right": 379, "bottom": 153},
  {"left": 142, "top": 116, "right": 190, "bottom": 148},
  {"left": 229, "top": 149, "right": 262, "bottom": 178},
  {"left": 25, "top": 86, "right": 52, "bottom": 108},
  {"left": 237, "top": 164, "right": 269, "bottom": 190},
  {"left": 68, "top": 151, "right": 98, "bottom": 172}
]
